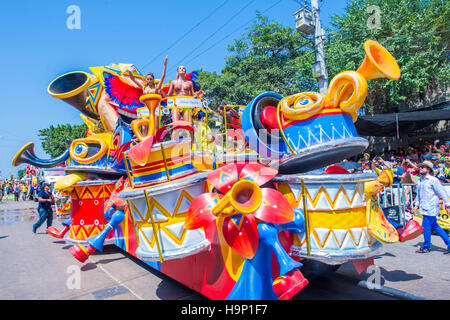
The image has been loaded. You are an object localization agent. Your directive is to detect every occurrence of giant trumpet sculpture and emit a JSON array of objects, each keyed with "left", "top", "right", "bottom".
[
  {"left": 130, "top": 94, "right": 163, "bottom": 141},
  {"left": 12, "top": 141, "right": 71, "bottom": 168},
  {"left": 212, "top": 179, "right": 263, "bottom": 216},
  {"left": 47, "top": 71, "right": 100, "bottom": 120},
  {"left": 324, "top": 39, "right": 401, "bottom": 119},
  {"left": 242, "top": 40, "right": 401, "bottom": 174}
]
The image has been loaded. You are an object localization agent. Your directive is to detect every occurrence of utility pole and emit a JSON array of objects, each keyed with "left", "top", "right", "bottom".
[
  {"left": 311, "top": 0, "right": 328, "bottom": 94},
  {"left": 294, "top": 0, "right": 329, "bottom": 94}
]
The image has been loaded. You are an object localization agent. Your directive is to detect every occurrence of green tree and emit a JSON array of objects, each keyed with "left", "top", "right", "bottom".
[
  {"left": 38, "top": 124, "right": 87, "bottom": 157},
  {"left": 17, "top": 169, "right": 25, "bottom": 179},
  {"left": 197, "top": 2, "right": 448, "bottom": 114},
  {"left": 198, "top": 13, "right": 318, "bottom": 109},
  {"left": 325, "top": 0, "right": 449, "bottom": 113}
]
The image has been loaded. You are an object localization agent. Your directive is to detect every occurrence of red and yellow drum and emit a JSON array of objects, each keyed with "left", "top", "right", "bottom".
[{"left": 66, "top": 180, "right": 116, "bottom": 245}]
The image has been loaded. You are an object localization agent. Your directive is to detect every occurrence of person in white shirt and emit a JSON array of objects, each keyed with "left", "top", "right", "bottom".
[{"left": 413, "top": 161, "right": 450, "bottom": 254}]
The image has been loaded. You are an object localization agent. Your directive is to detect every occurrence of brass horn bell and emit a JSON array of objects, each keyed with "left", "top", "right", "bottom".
[
  {"left": 12, "top": 141, "right": 71, "bottom": 168},
  {"left": 357, "top": 40, "right": 401, "bottom": 81},
  {"left": 212, "top": 180, "right": 263, "bottom": 215},
  {"left": 47, "top": 71, "right": 100, "bottom": 120}
]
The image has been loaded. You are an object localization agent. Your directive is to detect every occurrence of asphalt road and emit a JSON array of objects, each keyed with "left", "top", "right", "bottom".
[{"left": 0, "top": 200, "right": 448, "bottom": 301}]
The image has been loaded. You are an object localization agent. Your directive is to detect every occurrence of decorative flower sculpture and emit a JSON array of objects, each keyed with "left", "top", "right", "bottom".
[{"left": 185, "top": 163, "right": 294, "bottom": 259}]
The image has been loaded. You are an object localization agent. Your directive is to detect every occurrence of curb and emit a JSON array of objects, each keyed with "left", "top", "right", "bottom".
[
  {"left": 356, "top": 280, "right": 428, "bottom": 300},
  {"left": 333, "top": 272, "right": 428, "bottom": 300}
]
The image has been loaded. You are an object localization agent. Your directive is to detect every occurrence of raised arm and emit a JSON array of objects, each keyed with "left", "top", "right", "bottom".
[
  {"left": 167, "top": 81, "right": 175, "bottom": 97},
  {"left": 157, "top": 56, "right": 168, "bottom": 91},
  {"left": 123, "top": 70, "right": 143, "bottom": 88}
]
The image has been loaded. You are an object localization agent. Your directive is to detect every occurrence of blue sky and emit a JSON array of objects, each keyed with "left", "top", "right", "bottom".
[{"left": 0, "top": 0, "right": 347, "bottom": 178}]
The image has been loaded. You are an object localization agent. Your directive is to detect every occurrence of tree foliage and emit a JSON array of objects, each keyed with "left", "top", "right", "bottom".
[
  {"left": 198, "top": 13, "right": 318, "bottom": 109},
  {"left": 198, "top": 1, "right": 448, "bottom": 114},
  {"left": 323, "top": 0, "right": 449, "bottom": 113},
  {"left": 17, "top": 169, "right": 25, "bottom": 179},
  {"left": 38, "top": 124, "right": 87, "bottom": 158}
]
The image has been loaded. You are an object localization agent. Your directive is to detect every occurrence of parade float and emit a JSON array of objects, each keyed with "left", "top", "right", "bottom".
[{"left": 12, "top": 40, "right": 424, "bottom": 300}]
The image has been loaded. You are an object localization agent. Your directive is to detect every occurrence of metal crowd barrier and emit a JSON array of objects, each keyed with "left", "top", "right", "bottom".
[
  {"left": 377, "top": 183, "right": 450, "bottom": 228},
  {"left": 377, "top": 183, "right": 408, "bottom": 227}
]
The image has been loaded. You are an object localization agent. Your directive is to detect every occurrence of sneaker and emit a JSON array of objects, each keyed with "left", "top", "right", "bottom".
[
  {"left": 444, "top": 249, "right": 450, "bottom": 255},
  {"left": 32, "top": 226, "right": 37, "bottom": 234},
  {"left": 415, "top": 247, "right": 431, "bottom": 253}
]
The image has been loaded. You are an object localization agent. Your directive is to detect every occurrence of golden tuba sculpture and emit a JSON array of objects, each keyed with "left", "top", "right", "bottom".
[
  {"left": 130, "top": 94, "right": 162, "bottom": 141},
  {"left": 324, "top": 40, "right": 401, "bottom": 121}
]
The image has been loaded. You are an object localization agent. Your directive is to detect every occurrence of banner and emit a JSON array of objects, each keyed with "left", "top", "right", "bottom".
[{"left": 383, "top": 206, "right": 401, "bottom": 226}]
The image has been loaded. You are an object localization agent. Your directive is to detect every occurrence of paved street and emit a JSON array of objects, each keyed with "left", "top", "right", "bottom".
[{"left": 0, "top": 200, "right": 449, "bottom": 300}]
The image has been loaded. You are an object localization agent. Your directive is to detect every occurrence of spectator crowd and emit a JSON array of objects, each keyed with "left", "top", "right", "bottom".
[{"left": 349, "top": 139, "right": 450, "bottom": 184}]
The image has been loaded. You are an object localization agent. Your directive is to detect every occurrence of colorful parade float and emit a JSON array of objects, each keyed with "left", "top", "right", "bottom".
[{"left": 13, "top": 40, "right": 423, "bottom": 300}]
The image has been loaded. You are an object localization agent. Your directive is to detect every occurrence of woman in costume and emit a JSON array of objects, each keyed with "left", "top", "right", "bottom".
[
  {"left": 167, "top": 65, "right": 195, "bottom": 121},
  {"left": 142, "top": 56, "right": 168, "bottom": 96},
  {"left": 166, "top": 65, "right": 195, "bottom": 140}
]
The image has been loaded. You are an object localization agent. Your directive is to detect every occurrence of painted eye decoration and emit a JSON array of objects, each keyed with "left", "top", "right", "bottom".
[
  {"left": 73, "top": 143, "right": 88, "bottom": 158},
  {"left": 295, "top": 98, "right": 313, "bottom": 108},
  {"left": 69, "top": 133, "right": 112, "bottom": 164},
  {"left": 280, "top": 92, "right": 324, "bottom": 121}
]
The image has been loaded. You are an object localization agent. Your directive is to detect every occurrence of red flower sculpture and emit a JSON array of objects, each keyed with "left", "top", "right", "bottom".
[{"left": 185, "top": 163, "right": 294, "bottom": 259}]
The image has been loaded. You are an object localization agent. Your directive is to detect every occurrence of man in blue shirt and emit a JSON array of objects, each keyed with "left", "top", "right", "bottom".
[
  {"left": 414, "top": 161, "right": 450, "bottom": 254},
  {"left": 32, "top": 184, "right": 54, "bottom": 234},
  {"left": 391, "top": 157, "right": 405, "bottom": 185}
]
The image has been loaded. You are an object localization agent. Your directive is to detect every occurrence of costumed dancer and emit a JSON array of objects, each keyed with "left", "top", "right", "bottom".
[
  {"left": 193, "top": 111, "right": 216, "bottom": 153},
  {"left": 142, "top": 56, "right": 168, "bottom": 96},
  {"left": 167, "top": 65, "right": 195, "bottom": 140},
  {"left": 141, "top": 56, "right": 168, "bottom": 133},
  {"left": 218, "top": 103, "right": 245, "bottom": 153}
]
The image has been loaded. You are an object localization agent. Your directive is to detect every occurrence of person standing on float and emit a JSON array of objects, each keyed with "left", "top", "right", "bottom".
[
  {"left": 167, "top": 65, "right": 195, "bottom": 140},
  {"left": 167, "top": 65, "right": 194, "bottom": 120}
]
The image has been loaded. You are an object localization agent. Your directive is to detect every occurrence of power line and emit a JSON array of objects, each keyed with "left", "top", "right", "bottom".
[
  {"left": 182, "top": 0, "right": 285, "bottom": 67},
  {"left": 139, "top": 0, "right": 230, "bottom": 71},
  {"left": 169, "top": 0, "right": 258, "bottom": 73}
]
